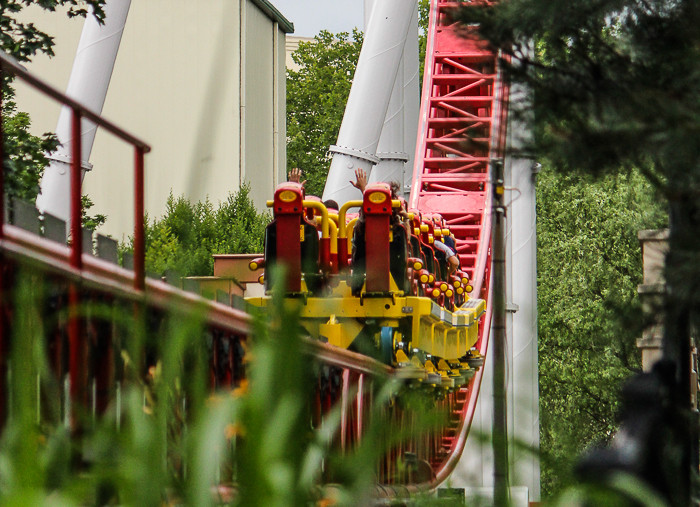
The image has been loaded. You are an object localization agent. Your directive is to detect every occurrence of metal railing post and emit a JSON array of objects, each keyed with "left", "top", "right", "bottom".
[
  {"left": 0, "top": 52, "right": 157, "bottom": 434},
  {"left": 491, "top": 159, "right": 509, "bottom": 507},
  {"left": 68, "top": 108, "right": 85, "bottom": 431},
  {"left": 69, "top": 109, "right": 83, "bottom": 269},
  {"left": 134, "top": 147, "right": 145, "bottom": 291}
]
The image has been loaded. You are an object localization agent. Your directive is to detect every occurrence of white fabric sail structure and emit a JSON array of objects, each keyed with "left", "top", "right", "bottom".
[
  {"left": 37, "top": 0, "right": 132, "bottom": 221},
  {"left": 322, "top": 0, "right": 417, "bottom": 204}
]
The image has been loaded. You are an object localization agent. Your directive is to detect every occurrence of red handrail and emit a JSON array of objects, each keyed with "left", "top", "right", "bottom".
[
  {"left": 0, "top": 50, "right": 152, "bottom": 291},
  {"left": 0, "top": 50, "right": 153, "bottom": 430}
]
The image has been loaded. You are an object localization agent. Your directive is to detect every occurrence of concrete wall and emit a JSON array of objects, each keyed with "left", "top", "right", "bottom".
[{"left": 14, "top": 0, "right": 291, "bottom": 241}]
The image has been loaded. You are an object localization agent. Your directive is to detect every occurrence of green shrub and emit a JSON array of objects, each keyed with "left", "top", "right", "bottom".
[{"left": 126, "top": 184, "right": 270, "bottom": 277}]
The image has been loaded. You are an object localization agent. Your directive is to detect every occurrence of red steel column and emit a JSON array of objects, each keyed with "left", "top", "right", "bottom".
[
  {"left": 319, "top": 236, "right": 331, "bottom": 274},
  {"left": 337, "top": 237, "right": 348, "bottom": 271},
  {"left": 363, "top": 184, "right": 392, "bottom": 293},
  {"left": 68, "top": 108, "right": 85, "bottom": 430},
  {"left": 133, "top": 147, "right": 145, "bottom": 291},
  {"left": 70, "top": 109, "right": 83, "bottom": 270}
]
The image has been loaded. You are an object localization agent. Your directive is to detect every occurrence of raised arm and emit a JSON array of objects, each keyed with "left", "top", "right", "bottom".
[{"left": 349, "top": 168, "right": 368, "bottom": 194}]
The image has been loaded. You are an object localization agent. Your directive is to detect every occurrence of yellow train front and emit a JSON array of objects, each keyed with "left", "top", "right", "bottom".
[{"left": 246, "top": 182, "right": 486, "bottom": 388}]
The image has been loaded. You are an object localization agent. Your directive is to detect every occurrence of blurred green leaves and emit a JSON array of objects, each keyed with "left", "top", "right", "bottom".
[
  {"left": 0, "top": 267, "right": 443, "bottom": 506},
  {"left": 2, "top": 98, "right": 58, "bottom": 202}
]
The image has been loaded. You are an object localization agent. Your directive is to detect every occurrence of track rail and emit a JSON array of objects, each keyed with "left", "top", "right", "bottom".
[{"left": 410, "top": 0, "right": 509, "bottom": 485}]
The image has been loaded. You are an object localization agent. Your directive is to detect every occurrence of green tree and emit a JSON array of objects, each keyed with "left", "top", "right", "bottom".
[
  {"left": 537, "top": 167, "right": 666, "bottom": 496},
  {"left": 418, "top": 0, "right": 429, "bottom": 84},
  {"left": 81, "top": 195, "right": 106, "bottom": 230},
  {"left": 0, "top": 1, "right": 105, "bottom": 66},
  {"left": 3, "top": 99, "right": 57, "bottom": 200},
  {"left": 135, "top": 185, "right": 270, "bottom": 277},
  {"left": 286, "top": 29, "right": 363, "bottom": 197}
]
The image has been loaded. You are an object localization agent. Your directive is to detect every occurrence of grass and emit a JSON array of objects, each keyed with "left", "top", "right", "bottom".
[{"left": 0, "top": 266, "right": 454, "bottom": 506}]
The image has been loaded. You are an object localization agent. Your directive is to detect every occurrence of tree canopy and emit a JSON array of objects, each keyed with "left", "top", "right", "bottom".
[
  {"left": 286, "top": 30, "right": 363, "bottom": 197},
  {"left": 455, "top": 0, "right": 700, "bottom": 501},
  {"left": 455, "top": 0, "right": 700, "bottom": 186},
  {"left": 537, "top": 167, "right": 666, "bottom": 495},
  {"left": 2, "top": 99, "right": 57, "bottom": 200},
  {"left": 0, "top": 0, "right": 105, "bottom": 66}
]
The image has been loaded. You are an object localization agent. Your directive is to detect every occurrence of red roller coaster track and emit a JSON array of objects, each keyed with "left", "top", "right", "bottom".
[{"left": 410, "top": 0, "right": 508, "bottom": 485}]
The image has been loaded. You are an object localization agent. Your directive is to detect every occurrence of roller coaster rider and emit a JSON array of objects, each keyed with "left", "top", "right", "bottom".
[{"left": 434, "top": 237, "right": 459, "bottom": 277}]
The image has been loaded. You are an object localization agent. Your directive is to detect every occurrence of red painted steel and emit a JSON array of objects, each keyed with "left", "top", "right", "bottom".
[
  {"left": 70, "top": 109, "right": 83, "bottom": 270},
  {"left": 134, "top": 147, "right": 145, "bottom": 291},
  {"left": 0, "top": 50, "right": 151, "bottom": 290},
  {"left": 363, "top": 183, "right": 392, "bottom": 293},
  {"left": 320, "top": 237, "right": 331, "bottom": 274},
  {"left": 408, "top": 0, "right": 509, "bottom": 482},
  {"left": 0, "top": 0, "right": 509, "bottom": 487},
  {"left": 68, "top": 108, "right": 85, "bottom": 427},
  {"left": 272, "top": 184, "right": 304, "bottom": 292},
  {"left": 337, "top": 237, "right": 349, "bottom": 271},
  {"left": 277, "top": 214, "right": 302, "bottom": 292},
  {"left": 0, "top": 224, "right": 252, "bottom": 335},
  {"left": 68, "top": 283, "right": 85, "bottom": 426}
]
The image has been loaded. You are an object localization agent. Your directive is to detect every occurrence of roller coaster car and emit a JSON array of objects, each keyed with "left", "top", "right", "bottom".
[{"left": 246, "top": 183, "right": 486, "bottom": 384}]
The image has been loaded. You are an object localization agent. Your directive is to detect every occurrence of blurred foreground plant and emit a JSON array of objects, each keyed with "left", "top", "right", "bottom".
[{"left": 0, "top": 267, "right": 445, "bottom": 506}]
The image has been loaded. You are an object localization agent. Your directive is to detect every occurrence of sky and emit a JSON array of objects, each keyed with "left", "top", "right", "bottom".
[{"left": 272, "top": 0, "right": 365, "bottom": 37}]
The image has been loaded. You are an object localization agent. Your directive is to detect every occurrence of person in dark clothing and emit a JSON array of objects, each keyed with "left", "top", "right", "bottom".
[{"left": 323, "top": 199, "right": 339, "bottom": 212}]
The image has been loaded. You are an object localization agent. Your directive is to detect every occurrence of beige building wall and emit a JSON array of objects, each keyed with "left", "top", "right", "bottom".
[{"left": 14, "top": 0, "right": 292, "bottom": 241}]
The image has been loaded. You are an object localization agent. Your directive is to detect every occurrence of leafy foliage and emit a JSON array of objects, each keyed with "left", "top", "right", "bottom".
[
  {"left": 2, "top": 98, "right": 58, "bottom": 200},
  {"left": 453, "top": 0, "right": 700, "bottom": 187},
  {"left": 0, "top": 265, "right": 447, "bottom": 507},
  {"left": 449, "top": 0, "right": 700, "bottom": 499},
  {"left": 132, "top": 185, "right": 270, "bottom": 277},
  {"left": 286, "top": 30, "right": 363, "bottom": 197},
  {"left": 81, "top": 194, "right": 106, "bottom": 230},
  {"left": 0, "top": 0, "right": 105, "bottom": 68},
  {"left": 537, "top": 166, "right": 667, "bottom": 496},
  {"left": 418, "top": 0, "right": 429, "bottom": 84}
]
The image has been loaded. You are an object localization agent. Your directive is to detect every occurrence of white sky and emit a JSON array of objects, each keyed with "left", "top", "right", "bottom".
[{"left": 272, "top": 0, "right": 365, "bottom": 37}]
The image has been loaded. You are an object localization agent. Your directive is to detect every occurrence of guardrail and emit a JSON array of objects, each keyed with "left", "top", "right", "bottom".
[
  {"left": 0, "top": 49, "right": 151, "bottom": 289},
  {"left": 0, "top": 49, "right": 155, "bottom": 429}
]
